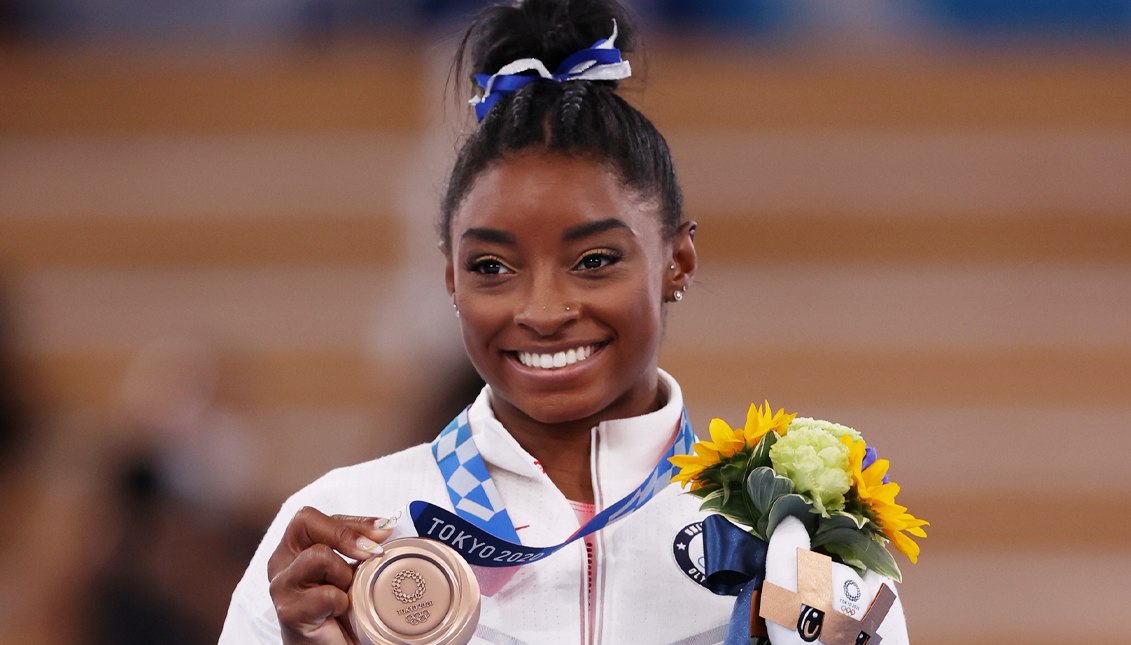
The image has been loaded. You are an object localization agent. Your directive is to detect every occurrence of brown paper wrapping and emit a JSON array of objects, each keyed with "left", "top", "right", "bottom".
[{"left": 758, "top": 547, "right": 894, "bottom": 645}]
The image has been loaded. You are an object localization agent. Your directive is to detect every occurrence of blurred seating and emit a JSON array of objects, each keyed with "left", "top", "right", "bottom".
[{"left": 929, "top": 0, "right": 1131, "bottom": 34}]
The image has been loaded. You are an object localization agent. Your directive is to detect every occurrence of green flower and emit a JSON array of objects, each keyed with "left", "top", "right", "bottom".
[
  {"left": 787, "top": 417, "right": 863, "bottom": 444},
  {"left": 769, "top": 426, "right": 852, "bottom": 516}
]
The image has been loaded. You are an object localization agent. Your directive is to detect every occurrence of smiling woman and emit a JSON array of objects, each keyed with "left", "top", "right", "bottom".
[
  {"left": 216, "top": 2, "right": 906, "bottom": 645},
  {"left": 447, "top": 153, "right": 695, "bottom": 503},
  {"left": 449, "top": 153, "right": 693, "bottom": 478}
]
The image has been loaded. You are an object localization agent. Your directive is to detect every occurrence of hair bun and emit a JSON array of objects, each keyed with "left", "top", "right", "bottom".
[{"left": 461, "top": 0, "right": 638, "bottom": 83}]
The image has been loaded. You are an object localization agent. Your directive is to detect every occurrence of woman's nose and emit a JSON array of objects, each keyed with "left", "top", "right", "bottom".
[{"left": 513, "top": 281, "right": 578, "bottom": 336}]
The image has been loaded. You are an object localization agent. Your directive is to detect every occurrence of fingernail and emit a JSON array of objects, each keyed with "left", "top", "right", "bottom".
[
  {"left": 358, "top": 537, "right": 382, "bottom": 554},
  {"left": 375, "top": 516, "right": 397, "bottom": 530}
]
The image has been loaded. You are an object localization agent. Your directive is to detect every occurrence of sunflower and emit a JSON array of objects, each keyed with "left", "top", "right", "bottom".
[
  {"left": 844, "top": 436, "right": 929, "bottom": 563},
  {"left": 744, "top": 400, "right": 796, "bottom": 445},
  {"left": 670, "top": 402, "right": 796, "bottom": 489},
  {"left": 669, "top": 443, "right": 722, "bottom": 490}
]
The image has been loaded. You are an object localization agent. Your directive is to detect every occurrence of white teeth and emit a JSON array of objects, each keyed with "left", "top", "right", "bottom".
[{"left": 517, "top": 345, "right": 598, "bottom": 370}]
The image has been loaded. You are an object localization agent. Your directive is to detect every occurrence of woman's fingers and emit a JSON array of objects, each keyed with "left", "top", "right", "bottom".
[
  {"left": 273, "top": 544, "right": 357, "bottom": 593},
  {"left": 274, "top": 584, "right": 351, "bottom": 638},
  {"left": 268, "top": 507, "right": 395, "bottom": 578},
  {"left": 268, "top": 508, "right": 397, "bottom": 644}
]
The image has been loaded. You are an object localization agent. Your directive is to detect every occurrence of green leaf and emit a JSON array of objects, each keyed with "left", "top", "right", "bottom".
[
  {"left": 755, "top": 512, "right": 770, "bottom": 541},
  {"left": 812, "top": 527, "right": 903, "bottom": 582},
  {"left": 819, "top": 542, "right": 867, "bottom": 576},
  {"left": 746, "top": 466, "right": 795, "bottom": 515},
  {"left": 720, "top": 461, "right": 747, "bottom": 482},
  {"left": 815, "top": 512, "right": 867, "bottom": 536},
  {"left": 699, "top": 488, "right": 756, "bottom": 528},
  {"left": 855, "top": 539, "right": 902, "bottom": 583},
  {"left": 765, "top": 494, "right": 817, "bottom": 538},
  {"left": 810, "top": 527, "right": 868, "bottom": 549},
  {"left": 687, "top": 484, "right": 720, "bottom": 500},
  {"left": 750, "top": 432, "right": 777, "bottom": 468}
]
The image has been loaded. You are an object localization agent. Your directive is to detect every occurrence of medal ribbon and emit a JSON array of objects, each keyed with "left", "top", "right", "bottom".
[{"left": 394, "top": 406, "right": 695, "bottom": 568}]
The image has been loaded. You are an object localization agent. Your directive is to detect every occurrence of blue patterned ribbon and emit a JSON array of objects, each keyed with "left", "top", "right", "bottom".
[
  {"left": 702, "top": 514, "right": 770, "bottom": 645},
  {"left": 409, "top": 406, "right": 695, "bottom": 568},
  {"left": 469, "top": 20, "right": 632, "bottom": 121}
]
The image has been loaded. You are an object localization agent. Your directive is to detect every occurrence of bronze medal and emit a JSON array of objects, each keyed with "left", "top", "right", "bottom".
[{"left": 350, "top": 538, "right": 481, "bottom": 645}]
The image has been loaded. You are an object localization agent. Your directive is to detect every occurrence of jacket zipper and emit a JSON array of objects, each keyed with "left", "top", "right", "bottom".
[{"left": 586, "top": 426, "right": 605, "bottom": 645}]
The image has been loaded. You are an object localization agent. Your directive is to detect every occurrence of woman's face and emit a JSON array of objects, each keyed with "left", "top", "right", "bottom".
[{"left": 446, "top": 152, "right": 694, "bottom": 426}]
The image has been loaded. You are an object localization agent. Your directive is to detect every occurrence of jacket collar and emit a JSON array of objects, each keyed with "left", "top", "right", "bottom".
[{"left": 466, "top": 369, "right": 685, "bottom": 504}]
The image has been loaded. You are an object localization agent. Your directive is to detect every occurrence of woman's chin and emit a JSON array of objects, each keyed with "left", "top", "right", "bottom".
[{"left": 504, "top": 389, "right": 612, "bottom": 427}]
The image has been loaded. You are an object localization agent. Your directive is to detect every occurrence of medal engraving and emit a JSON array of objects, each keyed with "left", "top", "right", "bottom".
[
  {"left": 350, "top": 538, "right": 480, "bottom": 645},
  {"left": 392, "top": 570, "right": 427, "bottom": 604}
]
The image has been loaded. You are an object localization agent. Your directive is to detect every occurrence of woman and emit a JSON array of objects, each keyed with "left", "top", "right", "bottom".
[{"left": 220, "top": 2, "right": 908, "bottom": 644}]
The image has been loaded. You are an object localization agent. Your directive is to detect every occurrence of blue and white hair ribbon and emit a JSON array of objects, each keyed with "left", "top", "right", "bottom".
[{"left": 469, "top": 20, "right": 632, "bottom": 122}]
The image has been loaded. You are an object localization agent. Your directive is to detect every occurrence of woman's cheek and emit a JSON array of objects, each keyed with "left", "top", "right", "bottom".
[{"left": 458, "top": 302, "right": 506, "bottom": 364}]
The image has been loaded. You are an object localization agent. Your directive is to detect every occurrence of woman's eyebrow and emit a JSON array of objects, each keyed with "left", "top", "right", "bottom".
[
  {"left": 461, "top": 227, "right": 516, "bottom": 244},
  {"left": 561, "top": 218, "right": 635, "bottom": 242}
]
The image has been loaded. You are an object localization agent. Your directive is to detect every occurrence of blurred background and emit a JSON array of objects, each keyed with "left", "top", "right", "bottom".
[{"left": 1, "top": 1, "right": 1129, "bottom": 644}]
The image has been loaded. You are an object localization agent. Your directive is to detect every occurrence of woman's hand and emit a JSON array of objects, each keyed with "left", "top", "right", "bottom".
[{"left": 267, "top": 507, "right": 395, "bottom": 645}]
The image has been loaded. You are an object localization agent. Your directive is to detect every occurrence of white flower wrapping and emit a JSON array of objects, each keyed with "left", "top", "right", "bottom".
[{"left": 764, "top": 517, "right": 910, "bottom": 645}]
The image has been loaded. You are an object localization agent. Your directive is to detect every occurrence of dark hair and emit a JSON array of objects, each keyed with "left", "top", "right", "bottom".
[{"left": 440, "top": 0, "right": 683, "bottom": 250}]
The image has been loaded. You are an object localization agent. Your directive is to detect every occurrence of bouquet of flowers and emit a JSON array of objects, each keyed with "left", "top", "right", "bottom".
[{"left": 670, "top": 402, "right": 927, "bottom": 583}]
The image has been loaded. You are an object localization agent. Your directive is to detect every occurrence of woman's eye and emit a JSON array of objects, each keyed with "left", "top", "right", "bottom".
[
  {"left": 576, "top": 251, "right": 620, "bottom": 271},
  {"left": 469, "top": 258, "right": 513, "bottom": 275}
]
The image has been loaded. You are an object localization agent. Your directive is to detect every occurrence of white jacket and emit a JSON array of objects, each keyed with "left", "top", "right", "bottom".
[{"left": 219, "top": 372, "right": 908, "bottom": 645}]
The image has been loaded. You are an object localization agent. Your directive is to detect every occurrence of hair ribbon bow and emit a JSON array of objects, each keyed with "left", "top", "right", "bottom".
[{"left": 469, "top": 20, "right": 632, "bottom": 122}]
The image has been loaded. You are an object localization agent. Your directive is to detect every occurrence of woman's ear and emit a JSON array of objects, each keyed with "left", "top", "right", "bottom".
[{"left": 666, "top": 220, "right": 698, "bottom": 300}]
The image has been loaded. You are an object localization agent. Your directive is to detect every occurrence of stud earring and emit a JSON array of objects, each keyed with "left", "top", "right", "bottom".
[
  {"left": 670, "top": 264, "right": 676, "bottom": 270},
  {"left": 673, "top": 291, "right": 683, "bottom": 302},
  {"left": 681, "top": 285, "right": 688, "bottom": 292},
  {"left": 453, "top": 302, "right": 459, "bottom": 317}
]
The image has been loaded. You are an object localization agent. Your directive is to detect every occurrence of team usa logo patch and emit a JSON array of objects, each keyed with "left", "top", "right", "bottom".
[{"left": 672, "top": 522, "right": 710, "bottom": 589}]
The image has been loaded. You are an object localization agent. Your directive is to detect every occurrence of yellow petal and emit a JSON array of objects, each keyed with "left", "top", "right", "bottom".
[
  {"left": 862, "top": 459, "right": 889, "bottom": 488},
  {"left": 708, "top": 419, "right": 741, "bottom": 457},
  {"left": 708, "top": 418, "right": 734, "bottom": 444},
  {"left": 886, "top": 529, "right": 920, "bottom": 564}
]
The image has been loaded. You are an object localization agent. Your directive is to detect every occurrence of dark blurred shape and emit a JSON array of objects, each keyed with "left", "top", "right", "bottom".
[
  {"left": 0, "top": 283, "right": 26, "bottom": 473},
  {"left": 0, "top": 0, "right": 76, "bottom": 40},
  {"left": 0, "top": 0, "right": 23, "bottom": 40},
  {"left": 85, "top": 450, "right": 264, "bottom": 645},
  {"left": 86, "top": 457, "right": 211, "bottom": 645},
  {"left": 929, "top": 0, "right": 1131, "bottom": 35},
  {"left": 653, "top": 0, "right": 781, "bottom": 33},
  {"left": 419, "top": 0, "right": 495, "bottom": 20}
]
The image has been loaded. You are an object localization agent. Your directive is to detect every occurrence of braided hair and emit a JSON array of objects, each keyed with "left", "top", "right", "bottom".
[{"left": 440, "top": 0, "right": 684, "bottom": 251}]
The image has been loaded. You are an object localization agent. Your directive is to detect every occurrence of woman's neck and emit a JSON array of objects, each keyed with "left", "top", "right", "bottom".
[{"left": 488, "top": 380, "right": 666, "bottom": 504}]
